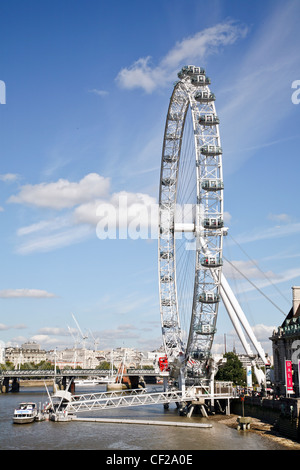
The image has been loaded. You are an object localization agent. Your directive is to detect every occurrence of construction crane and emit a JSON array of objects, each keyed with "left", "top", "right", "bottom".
[{"left": 71, "top": 314, "right": 88, "bottom": 350}]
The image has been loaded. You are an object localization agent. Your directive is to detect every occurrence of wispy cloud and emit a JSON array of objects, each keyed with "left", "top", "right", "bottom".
[
  {"left": 234, "top": 222, "right": 300, "bottom": 245},
  {"left": 88, "top": 88, "right": 109, "bottom": 97},
  {"left": 10, "top": 172, "right": 158, "bottom": 254},
  {"left": 0, "top": 289, "right": 56, "bottom": 298},
  {"left": 223, "top": 259, "right": 279, "bottom": 281},
  {"left": 0, "top": 173, "right": 19, "bottom": 182},
  {"left": 116, "top": 20, "right": 248, "bottom": 93},
  {"left": 16, "top": 225, "right": 93, "bottom": 255},
  {"left": 218, "top": 2, "right": 300, "bottom": 174}
]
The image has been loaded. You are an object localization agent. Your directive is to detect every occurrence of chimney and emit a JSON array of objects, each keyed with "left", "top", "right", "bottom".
[{"left": 292, "top": 286, "right": 300, "bottom": 317}]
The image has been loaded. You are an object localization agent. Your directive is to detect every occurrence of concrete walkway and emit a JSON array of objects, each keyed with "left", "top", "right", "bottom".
[{"left": 72, "top": 417, "right": 212, "bottom": 428}]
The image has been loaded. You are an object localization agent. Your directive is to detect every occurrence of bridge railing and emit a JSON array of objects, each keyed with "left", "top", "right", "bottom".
[{"left": 0, "top": 369, "right": 167, "bottom": 378}]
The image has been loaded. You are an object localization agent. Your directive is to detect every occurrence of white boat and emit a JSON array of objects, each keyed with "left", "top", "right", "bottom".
[
  {"left": 13, "top": 402, "right": 38, "bottom": 424},
  {"left": 97, "top": 376, "right": 115, "bottom": 384},
  {"left": 74, "top": 378, "right": 100, "bottom": 386},
  {"left": 74, "top": 376, "right": 115, "bottom": 386}
]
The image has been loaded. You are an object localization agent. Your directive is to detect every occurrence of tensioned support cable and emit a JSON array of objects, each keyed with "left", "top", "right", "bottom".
[{"left": 223, "top": 255, "right": 286, "bottom": 316}]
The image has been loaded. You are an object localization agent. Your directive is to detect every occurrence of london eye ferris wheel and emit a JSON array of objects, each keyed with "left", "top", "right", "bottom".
[
  {"left": 158, "top": 65, "right": 226, "bottom": 384},
  {"left": 158, "top": 65, "right": 269, "bottom": 388}
]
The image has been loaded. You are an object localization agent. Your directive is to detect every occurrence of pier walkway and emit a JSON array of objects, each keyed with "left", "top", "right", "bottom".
[{"left": 64, "top": 383, "right": 235, "bottom": 416}]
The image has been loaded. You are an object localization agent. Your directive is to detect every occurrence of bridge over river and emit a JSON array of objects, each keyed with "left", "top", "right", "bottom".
[{"left": 0, "top": 368, "right": 168, "bottom": 393}]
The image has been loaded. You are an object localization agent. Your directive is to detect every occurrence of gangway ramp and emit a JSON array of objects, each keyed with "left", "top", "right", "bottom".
[{"left": 66, "top": 388, "right": 194, "bottom": 414}]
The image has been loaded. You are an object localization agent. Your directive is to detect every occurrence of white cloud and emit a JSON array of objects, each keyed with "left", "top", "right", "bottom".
[
  {"left": 38, "top": 327, "right": 69, "bottom": 336},
  {"left": 13, "top": 172, "right": 158, "bottom": 253},
  {"left": 267, "top": 213, "right": 292, "bottom": 224},
  {"left": 0, "top": 289, "right": 56, "bottom": 298},
  {"left": 116, "top": 20, "right": 248, "bottom": 93},
  {"left": 17, "top": 217, "right": 70, "bottom": 236},
  {"left": 0, "top": 173, "right": 19, "bottom": 182},
  {"left": 161, "top": 21, "right": 248, "bottom": 69},
  {"left": 74, "top": 191, "right": 157, "bottom": 228},
  {"left": 223, "top": 259, "right": 278, "bottom": 281},
  {"left": 89, "top": 88, "right": 109, "bottom": 97},
  {"left": 16, "top": 225, "right": 93, "bottom": 255},
  {"left": 8, "top": 173, "right": 111, "bottom": 209},
  {"left": 218, "top": 2, "right": 300, "bottom": 175},
  {"left": 30, "top": 335, "right": 61, "bottom": 346},
  {"left": 251, "top": 324, "right": 275, "bottom": 343},
  {"left": 234, "top": 222, "right": 300, "bottom": 245}
]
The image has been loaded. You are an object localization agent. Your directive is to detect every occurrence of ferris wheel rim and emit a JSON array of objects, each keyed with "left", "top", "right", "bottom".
[{"left": 158, "top": 66, "right": 224, "bottom": 379}]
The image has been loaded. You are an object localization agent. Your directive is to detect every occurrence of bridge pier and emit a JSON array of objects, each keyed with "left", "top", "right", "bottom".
[
  {"left": 11, "top": 378, "right": 20, "bottom": 393},
  {"left": 1, "top": 377, "right": 10, "bottom": 393},
  {"left": 61, "top": 376, "right": 75, "bottom": 393}
]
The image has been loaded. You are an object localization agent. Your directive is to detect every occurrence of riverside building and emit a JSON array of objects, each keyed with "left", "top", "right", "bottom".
[{"left": 270, "top": 286, "right": 300, "bottom": 397}]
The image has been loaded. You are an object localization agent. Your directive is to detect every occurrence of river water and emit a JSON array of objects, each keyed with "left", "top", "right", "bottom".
[{"left": 0, "top": 384, "right": 289, "bottom": 451}]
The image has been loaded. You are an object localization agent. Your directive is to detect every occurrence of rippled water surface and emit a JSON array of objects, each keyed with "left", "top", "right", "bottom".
[{"left": 0, "top": 385, "right": 288, "bottom": 450}]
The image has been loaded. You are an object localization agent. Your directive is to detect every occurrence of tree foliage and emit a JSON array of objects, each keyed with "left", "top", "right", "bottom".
[{"left": 215, "top": 352, "right": 246, "bottom": 386}]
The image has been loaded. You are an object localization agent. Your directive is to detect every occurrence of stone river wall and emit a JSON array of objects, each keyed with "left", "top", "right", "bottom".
[{"left": 231, "top": 396, "right": 300, "bottom": 442}]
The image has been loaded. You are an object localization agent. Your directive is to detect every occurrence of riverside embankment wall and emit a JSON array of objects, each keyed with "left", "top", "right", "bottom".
[{"left": 231, "top": 396, "right": 300, "bottom": 442}]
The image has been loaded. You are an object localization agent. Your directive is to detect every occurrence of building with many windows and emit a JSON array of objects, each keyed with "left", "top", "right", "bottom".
[
  {"left": 5, "top": 341, "right": 47, "bottom": 368},
  {"left": 270, "top": 286, "right": 300, "bottom": 397}
]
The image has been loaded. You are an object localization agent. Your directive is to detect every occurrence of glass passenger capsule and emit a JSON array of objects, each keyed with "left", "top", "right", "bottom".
[
  {"left": 160, "top": 251, "right": 174, "bottom": 260},
  {"left": 178, "top": 65, "right": 205, "bottom": 79},
  {"left": 199, "top": 115, "right": 220, "bottom": 126},
  {"left": 191, "top": 75, "right": 211, "bottom": 86},
  {"left": 194, "top": 324, "right": 217, "bottom": 335},
  {"left": 161, "top": 178, "right": 175, "bottom": 186},
  {"left": 165, "top": 133, "right": 178, "bottom": 140},
  {"left": 200, "top": 145, "right": 222, "bottom": 156},
  {"left": 200, "top": 256, "right": 223, "bottom": 267},
  {"left": 199, "top": 292, "right": 220, "bottom": 303},
  {"left": 190, "top": 350, "right": 206, "bottom": 360},
  {"left": 163, "top": 154, "right": 178, "bottom": 163},
  {"left": 163, "top": 321, "right": 174, "bottom": 329},
  {"left": 201, "top": 179, "right": 224, "bottom": 191},
  {"left": 194, "top": 91, "right": 216, "bottom": 102},
  {"left": 203, "top": 218, "right": 224, "bottom": 228}
]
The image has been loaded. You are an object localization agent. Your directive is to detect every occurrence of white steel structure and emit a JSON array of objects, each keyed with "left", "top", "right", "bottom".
[{"left": 158, "top": 65, "right": 269, "bottom": 388}]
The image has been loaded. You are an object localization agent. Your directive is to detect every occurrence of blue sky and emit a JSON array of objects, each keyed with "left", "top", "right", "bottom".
[{"left": 0, "top": 0, "right": 300, "bottom": 357}]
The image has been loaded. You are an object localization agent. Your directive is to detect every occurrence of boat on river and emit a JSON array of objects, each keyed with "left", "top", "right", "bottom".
[
  {"left": 13, "top": 402, "right": 38, "bottom": 424},
  {"left": 74, "top": 376, "right": 115, "bottom": 386}
]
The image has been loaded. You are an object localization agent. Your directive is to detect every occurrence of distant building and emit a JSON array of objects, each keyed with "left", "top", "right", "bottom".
[
  {"left": 5, "top": 341, "right": 47, "bottom": 367},
  {"left": 270, "top": 286, "right": 300, "bottom": 397},
  {"left": 0, "top": 344, "right": 5, "bottom": 364},
  {"left": 50, "top": 348, "right": 106, "bottom": 369},
  {"left": 236, "top": 353, "right": 271, "bottom": 369},
  {"left": 51, "top": 347, "right": 149, "bottom": 370}
]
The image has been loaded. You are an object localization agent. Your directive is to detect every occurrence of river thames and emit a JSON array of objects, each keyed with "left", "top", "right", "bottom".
[{"left": 0, "top": 384, "right": 295, "bottom": 451}]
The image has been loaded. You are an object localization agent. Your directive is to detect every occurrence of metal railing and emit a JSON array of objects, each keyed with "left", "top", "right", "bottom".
[
  {"left": 0, "top": 368, "right": 166, "bottom": 378},
  {"left": 67, "top": 388, "right": 188, "bottom": 414}
]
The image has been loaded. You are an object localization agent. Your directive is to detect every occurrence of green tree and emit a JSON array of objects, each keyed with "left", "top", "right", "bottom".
[
  {"left": 36, "top": 361, "right": 55, "bottom": 370},
  {"left": 96, "top": 361, "right": 115, "bottom": 370},
  {"left": 215, "top": 352, "right": 246, "bottom": 386}
]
